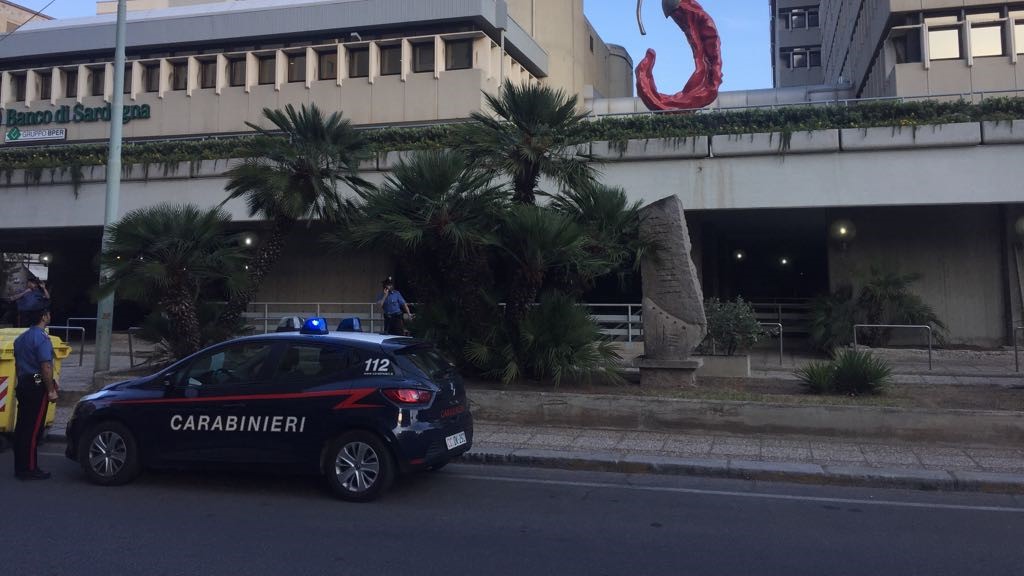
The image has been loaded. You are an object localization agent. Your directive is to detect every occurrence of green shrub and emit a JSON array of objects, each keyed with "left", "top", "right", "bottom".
[
  {"left": 809, "top": 269, "right": 946, "bottom": 352},
  {"left": 830, "top": 349, "right": 892, "bottom": 396},
  {"left": 795, "top": 361, "right": 836, "bottom": 395},
  {"left": 465, "top": 293, "right": 623, "bottom": 386},
  {"left": 700, "top": 297, "right": 766, "bottom": 356}
]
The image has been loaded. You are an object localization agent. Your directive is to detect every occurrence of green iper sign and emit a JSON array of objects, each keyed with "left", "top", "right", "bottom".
[{"left": 1, "top": 103, "right": 152, "bottom": 127}]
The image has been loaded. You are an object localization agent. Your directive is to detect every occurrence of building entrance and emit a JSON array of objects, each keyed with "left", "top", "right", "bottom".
[{"left": 692, "top": 208, "right": 830, "bottom": 302}]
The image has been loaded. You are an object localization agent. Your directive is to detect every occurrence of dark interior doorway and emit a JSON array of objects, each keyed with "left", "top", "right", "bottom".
[{"left": 694, "top": 209, "right": 831, "bottom": 302}]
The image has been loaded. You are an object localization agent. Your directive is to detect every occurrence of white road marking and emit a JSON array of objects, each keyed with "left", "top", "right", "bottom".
[{"left": 453, "top": 473, "right": 1024, "bottom": 514}]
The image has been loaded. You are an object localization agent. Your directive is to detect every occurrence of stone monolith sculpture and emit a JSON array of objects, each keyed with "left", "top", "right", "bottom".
[{"left": 638, "top": 195, "right": 707, "bottom": 387}]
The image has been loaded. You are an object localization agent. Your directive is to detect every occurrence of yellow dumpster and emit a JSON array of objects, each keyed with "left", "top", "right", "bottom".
[{"left": 0, "top": 328, "right": 72, "bottom": 439}]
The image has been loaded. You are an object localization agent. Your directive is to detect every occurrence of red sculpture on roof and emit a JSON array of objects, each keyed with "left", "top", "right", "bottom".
[{"left": 636, "top": 0, "right": 723, "bottom": 111}]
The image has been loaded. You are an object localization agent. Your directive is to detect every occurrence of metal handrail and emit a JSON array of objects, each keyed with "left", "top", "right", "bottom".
[
  {"left": 1013, "top": 326, "right": 1024, "bottom": 374},
  {"left": 47, "top": 325, "right": 85, "bottom": 366},
  {"left": 760, "top": 323, "right": 784, "bottom": 366},
  {"left": 127, "top": 327, "right": 143, "bottom": 368},
  {"left": 244, "top": 301, "right": 646, "bottom": 341},
  {"left": 853, "top": 324, "right": 933, "bottom": 370},
  {"left": 587, "top": 88, "right": 1024, "bottom": 119}
]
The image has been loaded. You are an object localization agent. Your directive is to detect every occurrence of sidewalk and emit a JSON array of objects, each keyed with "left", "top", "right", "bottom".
[
  {"left": 464, "top": 422, "right": 1024, "bottom": 493},
  {"left": 44, "top": 404, "right": 1024, "bottom": 494}
]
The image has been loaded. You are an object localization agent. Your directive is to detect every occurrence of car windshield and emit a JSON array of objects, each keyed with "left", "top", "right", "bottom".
[{"left": 398, "top": 347, "right": 453, "bottom": 378}]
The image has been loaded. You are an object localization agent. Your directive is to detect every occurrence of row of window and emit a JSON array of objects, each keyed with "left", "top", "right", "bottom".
[
  {"left": 4, "top": 39, "right": 474, "bottom": 102},
  {"left": 780, "top": 46, "right": 822, "bottom": 69},
  {"left": 779, "top": 7, "right": 819, "bottom": 30},
  {"left": 892, "top": 9, "right": 1024, "bottom": 64}
]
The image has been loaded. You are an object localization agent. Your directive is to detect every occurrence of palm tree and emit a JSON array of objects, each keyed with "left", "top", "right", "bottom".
[
  {"left": 548, "top": 182, "right": 654, "bottom": 295},
  {"left": 99, "top": 204, "right": 246, "bottom": 358},
  {"left": 457, "top": 80, "right": 597, "bottom": 205},
  {"left": 327, "top": 150, "right": 506, "bottom": 352},
  {"left": 495, "top": 205, "right": 600, "bottom": 323},
  {"left": 220, "top": 103, "right": 368, "bottom": 327}
]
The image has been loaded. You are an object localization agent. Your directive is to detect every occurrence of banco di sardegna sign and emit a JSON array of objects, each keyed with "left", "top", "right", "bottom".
[{"left": 1, "top": 103, "right": 152, "bottom": 128}]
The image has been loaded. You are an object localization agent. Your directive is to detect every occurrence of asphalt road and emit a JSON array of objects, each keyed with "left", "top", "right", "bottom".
[{"left": 2, "top": 445, "right": 1024, "bottom": 576}]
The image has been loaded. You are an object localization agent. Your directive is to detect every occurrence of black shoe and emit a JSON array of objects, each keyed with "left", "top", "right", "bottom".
[{"left": 16, "top": 470, "right": 50, "bottom": 481}]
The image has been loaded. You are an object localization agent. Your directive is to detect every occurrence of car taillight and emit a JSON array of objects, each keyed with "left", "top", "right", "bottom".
[{"left": 383, "top": 389, "right": 433, "bottom": 405}]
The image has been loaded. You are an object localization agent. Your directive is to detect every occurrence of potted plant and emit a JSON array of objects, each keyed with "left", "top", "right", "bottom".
[{"left": 696, "top": 297, "right": 766, "bottom": 377}]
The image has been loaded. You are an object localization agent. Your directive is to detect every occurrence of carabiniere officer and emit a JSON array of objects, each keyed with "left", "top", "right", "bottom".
[{"left": 13, "top": 307, "right": 59, "bottom": 480}]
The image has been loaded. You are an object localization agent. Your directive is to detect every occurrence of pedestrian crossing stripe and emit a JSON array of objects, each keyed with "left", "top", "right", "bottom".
[{"left": 0, "top": 376, "right": 7, "bottom": 412}]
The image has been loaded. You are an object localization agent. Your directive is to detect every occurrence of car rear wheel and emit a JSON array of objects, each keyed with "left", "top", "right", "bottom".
[
  {"left": 326, "top": 432, "right": 394, "bottom": 502},
  {"left": 78, "top": 421, "right": 141, "bottom": 486}
]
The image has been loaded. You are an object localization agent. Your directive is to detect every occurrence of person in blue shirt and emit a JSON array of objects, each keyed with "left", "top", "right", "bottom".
[
  {"left": 375, "top": 277, "right": 412, "bottom": 336},
  {"left": 12, "top": 308, "right": 58, "bottom": 480},
  {"left": 12, "top": 278, "right": 50, "bottom": 328}
]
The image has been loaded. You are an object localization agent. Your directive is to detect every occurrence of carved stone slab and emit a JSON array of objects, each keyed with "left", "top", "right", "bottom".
[{"left": 638, "top": 195, "right": 707, "bottom": 386}]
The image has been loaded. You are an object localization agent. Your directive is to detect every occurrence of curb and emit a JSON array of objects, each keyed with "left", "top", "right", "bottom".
[
  {"left": 461, "top": 447, "right": 1024, "bottom": 495},
  {"left": 44, "top": 431, "right": 1024, "bottom": 496}
]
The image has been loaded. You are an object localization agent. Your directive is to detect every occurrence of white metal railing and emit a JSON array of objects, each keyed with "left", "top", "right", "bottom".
[
  {"left": 244, "top": 302, "right": 645, "bottom": 342},
  {"left": 853, "top": 324, "right": 933, "bottom": 370},
  {"left": 586, "top": 88, "right": 1024, "bottom": 119}
]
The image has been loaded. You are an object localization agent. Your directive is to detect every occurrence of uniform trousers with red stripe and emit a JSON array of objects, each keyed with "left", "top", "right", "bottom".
[{"left": 13, "top": 376, "right": 48, "bottom": 475}]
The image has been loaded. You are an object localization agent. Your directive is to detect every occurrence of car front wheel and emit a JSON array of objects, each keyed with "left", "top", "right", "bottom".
[
  {"left": 78, "top": 421, "right": 141, "bottom": 486},
  {"left": 326, "top": 431, "right": 394, "bottom": 502}
]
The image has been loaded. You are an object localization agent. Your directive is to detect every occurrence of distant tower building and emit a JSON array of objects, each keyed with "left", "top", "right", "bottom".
[
  {"left": 769, "top": 0, "right": 824, "bottom": 88},
  {"left": 773, "top": 0, "right": 1024, "bottom": 98}
]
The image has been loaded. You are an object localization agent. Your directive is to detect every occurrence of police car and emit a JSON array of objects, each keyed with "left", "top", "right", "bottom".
[{"left": 65, "top": 318, "right": 473, "bottom": 502}]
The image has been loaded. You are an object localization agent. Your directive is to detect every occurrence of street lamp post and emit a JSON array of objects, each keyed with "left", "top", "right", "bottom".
[{"left": 94, "top": 0, "right": 127, "bottom": 373}]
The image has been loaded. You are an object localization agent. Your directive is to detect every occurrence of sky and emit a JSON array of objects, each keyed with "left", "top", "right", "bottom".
[{"left": 13, "top": 0, "right": 774, "bottom": 92}]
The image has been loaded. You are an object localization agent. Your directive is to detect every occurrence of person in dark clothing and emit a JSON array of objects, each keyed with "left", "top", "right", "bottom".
[
  {"left": 12, "top": 278, "right": 50, "bottom": 328},
  {"left": 375, "top": 277, "right": 412, "bottom": 336},
  {"left": 13, "top": 308, "right": 58, "bottom": 480}
]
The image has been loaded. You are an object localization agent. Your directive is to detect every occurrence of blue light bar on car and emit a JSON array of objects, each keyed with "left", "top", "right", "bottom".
[
  {"left": 337, "top": 317, "right": 362, "bottom": 332},
  {"left": 300, "top": 317, "right": 329, "bottom": 335}
]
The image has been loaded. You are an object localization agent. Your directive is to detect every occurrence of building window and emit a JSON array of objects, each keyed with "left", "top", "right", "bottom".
[
  {"left": 781, "top": 7, "right": 819, "bottom": 30},
  {"left": 90, "top": 67, "right": 105, "bottom": 96},
  {"left": 257, "top": 56, "right": 275, "bottom": 85},
  {"left": 65, "top": 69, "right": 78, "bottom": 98},
  {"left": 144, "top": 63, "right": 160, "bottom": 93},
  {"left": 123, "top": 65, "right": 133, "bottom": 94},
  {"left": 926, "top": 15, "right": 962, "bottom": 60},
  {"left": 171, "top": 62, "right": 187, "bottom": 91},
  {"left": 11, "top": 73, "right": 25, "bottom": 101},
  {"left": 318, "top": 51, "right": 337, "bottom": 80},
  {"left": 379, "top": 44, "right": 401, "bottom": 76},
  {"left": 288, "top": 53, "right": 306, "bottom": 83},
  {"left": 412, "top": 42, "right": 434, "bottom": 73},
  {"left": 968, "top": 12, "right": 1004, "bottom": 58},
  {"left": 781, "top": 47, "right": 821, "bottom": 69},
  {"left": 1014, "top": 11, "right": 1024, "bottom": 55},
  {"left": 38, "top": 72, "right": 52, "bottom": 100},
  {"left": 348, "top": 47, "right": 369, "bottom": 78},
  {"left": 445, "top": 39, "right": 473, "bottom": 70},
  {"left": 590, "top": 36, "right": 594, "bottom": 52},
  {"left": 228, "top": 58, "right": 246, "bottom": 87},
  {"left": 200, "top": 59, "right": 217, "bottom": 89}
]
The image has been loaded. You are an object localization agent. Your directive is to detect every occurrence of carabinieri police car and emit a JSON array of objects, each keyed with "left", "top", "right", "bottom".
[{"left": 65, "top": 318, "right": 473, "bottom": 502}]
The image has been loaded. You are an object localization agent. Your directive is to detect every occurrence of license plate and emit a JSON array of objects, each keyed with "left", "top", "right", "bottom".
[{"left": 445, "top": 431, "right": 467, "bottom": 450}]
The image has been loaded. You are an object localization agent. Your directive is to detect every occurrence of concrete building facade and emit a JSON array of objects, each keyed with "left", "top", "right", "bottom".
[
  {"left": 0, "top": 0, "right": 634, "bottom": 142},
  {"left": 770, "top": 0, "right": 825, "bottom": 88},
  {"left": 817, "top": 0, "right": 1024, "bottom": 98}
]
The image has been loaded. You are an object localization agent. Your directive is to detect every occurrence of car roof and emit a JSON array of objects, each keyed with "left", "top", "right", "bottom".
[{"left": 240, "top": 331, "right": 423, "bottom": 349}]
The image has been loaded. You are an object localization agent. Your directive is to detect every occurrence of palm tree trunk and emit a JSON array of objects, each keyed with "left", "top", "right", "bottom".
[
  {"left": 220, "top": 217, "right": 293, "bottom": 329},
  {"left": 161, "top": 283, "right": 201, "bottom": 358},
  {"left": 505, "top": 270, "right": 542, "bottom": 325},
  {"left": 513, "top": 165, "right": 541, "bottom": 205}
]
